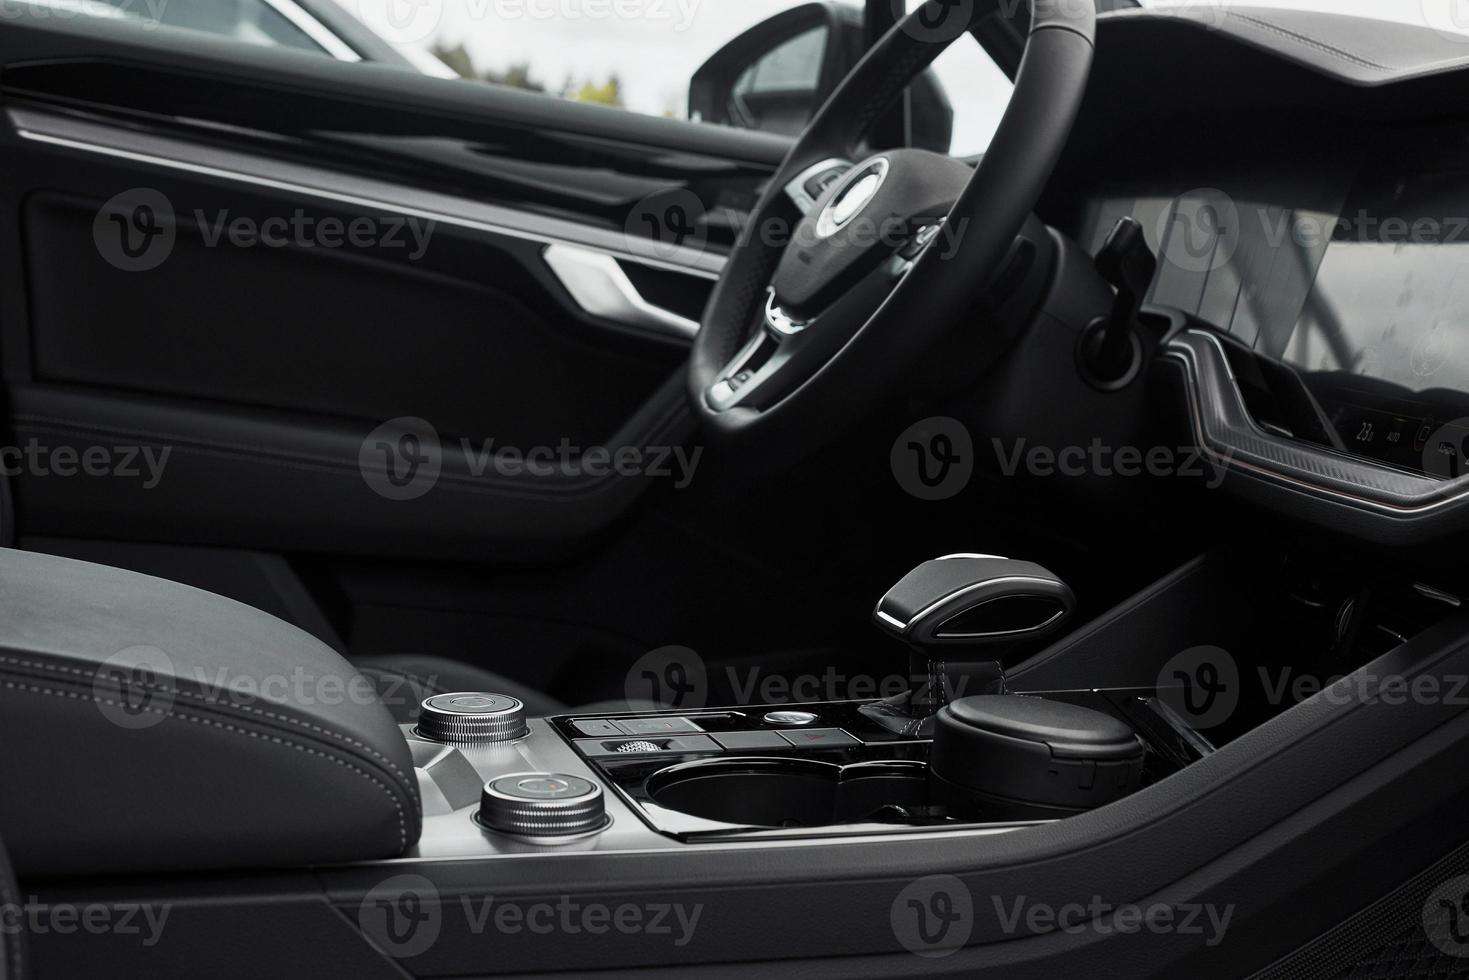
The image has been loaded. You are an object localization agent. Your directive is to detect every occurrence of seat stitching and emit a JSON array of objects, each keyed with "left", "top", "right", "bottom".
[
  {"left": 0, "top": 653, "right": 414, "bottom": 792},
  {"left": 1229, "top": 13, "right": 1391, "bottom": 71},
  {"left": 0, "top": 677, "right": 410, "bottom": 852}
]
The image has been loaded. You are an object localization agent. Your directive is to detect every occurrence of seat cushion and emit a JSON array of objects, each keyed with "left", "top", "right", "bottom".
[{"left": 355, "top": 654, "right": 668, "bottom": 723}]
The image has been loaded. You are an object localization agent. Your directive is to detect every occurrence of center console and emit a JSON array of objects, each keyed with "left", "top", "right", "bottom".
[
  {"left": 404, "top": 558, "right": 1201, "bottom": 854},
  {"left": 406, "top": 688, "right": 1192, "bottom": 853}
]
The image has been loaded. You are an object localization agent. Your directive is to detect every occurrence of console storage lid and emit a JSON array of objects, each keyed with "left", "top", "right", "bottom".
[{"left": 0, "top": 548, "right": 420, "bottom": 875}]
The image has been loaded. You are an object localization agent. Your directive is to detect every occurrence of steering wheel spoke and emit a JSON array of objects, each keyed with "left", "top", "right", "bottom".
[{"left": 688, "top": 0, "right": 1096, "bottom": 459}]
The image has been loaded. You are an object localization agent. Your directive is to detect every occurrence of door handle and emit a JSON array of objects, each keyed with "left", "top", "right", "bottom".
[{"left": 543, "top": 244, "right": 701, "bottom": 341}]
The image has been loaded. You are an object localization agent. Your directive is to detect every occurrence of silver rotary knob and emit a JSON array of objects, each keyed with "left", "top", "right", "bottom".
[
  {"left": 417, "top": 693, "right": 528, "bottom": 743},
  {"left": 478, "top": 773, "right": 607, "bottom": 837}
]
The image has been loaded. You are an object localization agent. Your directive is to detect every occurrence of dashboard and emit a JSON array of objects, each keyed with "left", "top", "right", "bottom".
[
  {"left": 1035, "top": 6, "right": 1469, "bottom": 541},
  {"left": 1075, "top": 127, "right": 1469, "bottom": 482}
]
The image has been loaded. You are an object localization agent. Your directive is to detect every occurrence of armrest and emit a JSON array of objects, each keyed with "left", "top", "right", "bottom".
[{"left": 0, "top": 549, "right": 420, "bottom": 876}]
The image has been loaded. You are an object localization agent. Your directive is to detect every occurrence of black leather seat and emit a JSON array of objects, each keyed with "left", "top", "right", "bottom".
[{"left": 355, "top": 654, "right": 662, "bottom": 723}]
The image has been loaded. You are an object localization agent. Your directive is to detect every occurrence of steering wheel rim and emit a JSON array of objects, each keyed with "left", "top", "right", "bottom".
[{"left": 689, "top": 0, "right": 1096, "bottom": 462}]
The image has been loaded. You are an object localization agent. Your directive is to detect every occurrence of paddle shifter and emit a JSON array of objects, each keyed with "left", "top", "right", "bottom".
[{"left": 862, "top": 555, "right": 1076, "bottom": 737}]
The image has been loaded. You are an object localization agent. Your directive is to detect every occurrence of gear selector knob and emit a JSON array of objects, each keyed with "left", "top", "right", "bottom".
[
  {"left": 874, "top": 554, "right": 1075, "bottom": 648},
  {"left": 864, "top": 555, "right": 1076, "bottom": 735}
]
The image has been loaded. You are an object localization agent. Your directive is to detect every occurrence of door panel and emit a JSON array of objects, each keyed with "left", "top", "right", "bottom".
[{"left": 0, "top": 18, "right": 790, "bottom": 561}]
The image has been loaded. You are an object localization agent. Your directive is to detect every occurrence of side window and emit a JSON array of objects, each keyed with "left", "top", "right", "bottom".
[
  {"left": 39, "top": 0, "right": 1016, "bottom": 156},
  {"left": 924, "top": 34, "right": 1015, "bottom": 157}
]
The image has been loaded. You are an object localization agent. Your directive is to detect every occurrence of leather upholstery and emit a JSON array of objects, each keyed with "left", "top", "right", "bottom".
[{"left": 0, "top": 549, "right": 420, "bottom": 876}]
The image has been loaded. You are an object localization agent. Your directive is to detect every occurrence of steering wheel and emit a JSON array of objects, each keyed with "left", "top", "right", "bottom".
[{"left": 689, "top": 0, "right": 1096, "bottom": 460}]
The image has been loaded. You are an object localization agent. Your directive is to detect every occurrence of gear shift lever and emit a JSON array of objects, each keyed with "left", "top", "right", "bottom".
[{"left": 862, "top": 555, "right": 1076, "bottom": 736}]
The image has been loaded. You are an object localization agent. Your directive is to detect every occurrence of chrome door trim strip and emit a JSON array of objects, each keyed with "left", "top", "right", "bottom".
[
  {"left": 258, "top": 0, "right": 364, "bottom": 62},
  {"left": 10, "top": 108, "right": 726, "bottom": 282},
  {"left": 543, "top": 243, "right": 700, "bottom": 340}
]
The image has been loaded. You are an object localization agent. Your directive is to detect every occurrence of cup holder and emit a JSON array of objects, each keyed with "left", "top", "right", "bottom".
[{"left": 645, "top": 758, "right": 929, "bottom": 828}]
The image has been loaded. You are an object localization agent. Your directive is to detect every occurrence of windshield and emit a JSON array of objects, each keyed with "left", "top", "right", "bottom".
[{"left": 1137, "top": 0, "right": 1469, "bottom": 36}]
